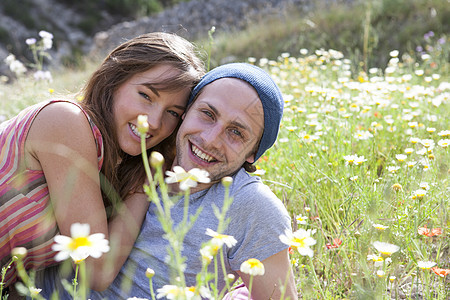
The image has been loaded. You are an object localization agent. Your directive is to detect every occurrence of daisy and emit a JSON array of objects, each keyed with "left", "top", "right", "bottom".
[
  {"left": 420, "top": 139, "right": 435, "bottom": 148},
  {"left": 349, "top": 176, "right": 358, "bottom": 182},
  {"left": 395, "top": 154, "right": 407, "bottom": 162},
  {"left": 438, "top": 139, "right": 449, "bottom": 148},
  {"left": 418, "top": 261, "right": 437, "bottom": 270},
  {"left": 372, "top": 241, "right": 400, "bottom": 256},
  {"left": 355, "top": 155, "right": 367, "bottom": 165},
  {"left": 279, "top": 229, "right": 316, "bottom": 257},
  {"left": 404, "top": 148, "right": 414, "bottom": 154},
  {"left": 156, "top": 285, "right": 190, "bottom": 300},
  {"left": 419, "top": 182, "right": 430, "bottom": 190},
  {"left": 344, "top": 154, "right": 358, "bottom": 166},
  {"left": 376, "top": 270, "right": 386, "bottom": 278},
  {"left": 296, "top": 214, "right": 308, "bottom": 225},
  {"left": 52, "top": 223, "right": 110, "bottom": 262},
  {"left": 414, "top": 189, "right": 427, "bottom": 199},
  {"left": 387, "top": 166, "right": 400, "bottom": 173},
  {"left": 165, "top": 166, "right": 210, "bottom": 191},
  {"left": 205, "top": 228, "right": 237, "bottom": 248},
  {"left": 354, "top": 130, "right": 373, "bottom": 140},
  {"left": 240, "top": 258, "right": 265, "bottom": 276},
  {"left": 367, "top": 254, "right": 392, "bottom": 267},
  {"left": 373, "top": 224, "right": 388, "bottom": 231},
  {"left": 437, "top": 130, "right": 450, "bottom": 137}
]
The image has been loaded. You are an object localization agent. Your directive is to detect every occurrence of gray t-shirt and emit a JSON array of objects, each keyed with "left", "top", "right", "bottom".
[{"left": 90, "top": 168, "right": 291, "bottom": 299}]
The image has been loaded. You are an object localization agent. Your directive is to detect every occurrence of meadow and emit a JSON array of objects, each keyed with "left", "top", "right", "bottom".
[{"left": 1, "top": 4, "right": 449, "bottom": 300}]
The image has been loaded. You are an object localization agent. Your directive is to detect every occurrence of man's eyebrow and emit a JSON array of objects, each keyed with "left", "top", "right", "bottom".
[
  {"left": 206, "top": 102, "right": 250, "bottom": 132},
  {"left": 206, "top": 103, "right": 220, "bottom": 116},
  {"left": 230, "top": 120, "right": 249, "bottom": 132}
]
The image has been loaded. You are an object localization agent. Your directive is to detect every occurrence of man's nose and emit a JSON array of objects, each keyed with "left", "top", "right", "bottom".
[{"left": 200, "top": 124, "right": 223, "bottom": 148}]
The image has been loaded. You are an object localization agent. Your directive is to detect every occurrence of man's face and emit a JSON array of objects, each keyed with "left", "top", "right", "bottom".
[{"left": 174, "top": 78, "right": 264, "bottom": 187}]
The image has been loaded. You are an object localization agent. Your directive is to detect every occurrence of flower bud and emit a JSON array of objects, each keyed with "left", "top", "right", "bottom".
[
  {"left": 145, "top": 268, "right": 155, "bottom": 279},
  {"left": 392, "top": 183, "right": 402, "bottom": 192},
  {"left": 137, "top": 115, "right": 149, "bottom": 135},
  {"left": 11, "top": 247, "right": 27, "bottom": 260},
  {"left": 221, "top": 176, "right": 233, "bottom": 188},
  {"left": 226, "top": 273, "right": 235, "bottom": 283},
  {"left": 150, "top": 151, "right": 164, "bottom": 168}
]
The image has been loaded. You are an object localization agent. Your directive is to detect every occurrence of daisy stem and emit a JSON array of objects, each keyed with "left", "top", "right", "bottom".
[
  {"left": 309, "top": 256, "right": 326, "bottom": 298},
  {"left": 79, "top": 261, "right": 87, "bottom": 300},
  {"left": 247, "top": 275, "right": 254, "bottom": 300},
  {"left": 140, "top": 134, "right": 155, "bottom": 194},
  {"left": 219, "top": 250, "right": 231, "bottom": 292},
  {"left": 72, "top": 263, "right": 79, "bottom": 299},
  {"left": 0, "top": 257, "right": 17, "bottom": 296},
  {"left": 149, "top": 278, "right": 156, "bottom": 300}
]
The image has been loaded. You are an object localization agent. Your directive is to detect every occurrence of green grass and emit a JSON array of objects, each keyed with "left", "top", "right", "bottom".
[{"left": 253, "top": 49, "right": 449, "bottom": 298}]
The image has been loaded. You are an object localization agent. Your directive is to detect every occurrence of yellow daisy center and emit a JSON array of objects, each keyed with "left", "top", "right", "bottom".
[
  {"left": 247, "top": 258, "right": 263, "bottom": 268},
  {"left": 293, "top": 237, "right": 306, "bottom": 248},
  {"left": 69, "top": 237, "right": 92, "bottom": 250}
]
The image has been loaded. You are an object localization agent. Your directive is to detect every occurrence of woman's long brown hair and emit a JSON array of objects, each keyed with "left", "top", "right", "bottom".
[{"left": 79, "top": 32, "right": 205, "bottom": 215}]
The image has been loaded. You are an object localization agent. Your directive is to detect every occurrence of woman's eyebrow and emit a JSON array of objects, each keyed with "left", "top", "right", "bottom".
[{"left": 140, "top": 83, "right": 160, "bottom": 96}]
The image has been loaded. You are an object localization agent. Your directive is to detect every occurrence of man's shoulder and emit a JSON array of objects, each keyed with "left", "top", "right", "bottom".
[
  {"left": 228, "top": 169, "right": 284, "bottom": 208},
  {"left": 230, "top": 168, "right": 265, "bottom": 192}
]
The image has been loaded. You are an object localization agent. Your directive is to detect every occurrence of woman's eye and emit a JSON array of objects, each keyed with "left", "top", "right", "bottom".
[
  {"left": 139, "top": 92, "right": 150, "bottom": 101},
  {"left": 168, "top": 110, "right": 180, "bottom": 118}
]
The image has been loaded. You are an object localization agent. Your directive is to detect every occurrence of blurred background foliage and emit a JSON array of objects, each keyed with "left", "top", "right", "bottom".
[
  {"left": 0, "top": 0, "right": 448, "bottom": 75},
  {"left": 202, "top": 0, "right": 449, "bottom": 71}
]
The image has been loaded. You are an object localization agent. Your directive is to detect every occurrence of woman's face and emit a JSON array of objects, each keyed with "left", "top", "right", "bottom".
[{"left": 113, "top": 64, "right": 191, "bottom": 156}]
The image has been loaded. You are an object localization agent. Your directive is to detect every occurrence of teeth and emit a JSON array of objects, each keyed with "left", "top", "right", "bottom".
[
  {"left": 130, "top": 123, "right": 150, "bottom": 139},
  {"left": 191, "top": 144, "right": 215, "bottom": 162}
]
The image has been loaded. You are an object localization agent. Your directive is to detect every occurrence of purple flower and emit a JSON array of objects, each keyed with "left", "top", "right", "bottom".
[{"left": 424, "top": 31, "right": 435, "bottom": 40}]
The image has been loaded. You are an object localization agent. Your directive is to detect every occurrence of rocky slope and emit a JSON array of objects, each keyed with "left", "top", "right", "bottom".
[{"left": 0, "top": 0, "right": 351, "bottom": 76}]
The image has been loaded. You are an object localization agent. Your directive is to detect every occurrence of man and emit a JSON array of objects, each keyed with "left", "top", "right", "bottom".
[{"left": 92, "top": 63, "right": 297, "bottom": 299}]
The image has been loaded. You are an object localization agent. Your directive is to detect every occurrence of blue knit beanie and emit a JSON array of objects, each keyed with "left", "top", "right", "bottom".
[{"left": 188, "top": 63, "right": 284, "bottom": 162}]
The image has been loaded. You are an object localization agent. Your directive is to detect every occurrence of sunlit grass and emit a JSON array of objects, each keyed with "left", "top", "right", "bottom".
[{"left": 252, "top": 46, "right": 449, "bottom": 298}]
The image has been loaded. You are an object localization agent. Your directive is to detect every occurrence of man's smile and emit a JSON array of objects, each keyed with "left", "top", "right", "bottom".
[{"left": 189, "top": 141, "right": 218, "bottom": 164}]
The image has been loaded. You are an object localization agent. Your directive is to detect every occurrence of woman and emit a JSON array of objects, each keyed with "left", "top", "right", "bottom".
[{"left": 0, "top": 32, "right": 205, "bottom": 293}]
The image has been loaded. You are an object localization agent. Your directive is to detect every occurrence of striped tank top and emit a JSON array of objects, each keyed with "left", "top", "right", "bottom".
[{"left": 0, "top": 100, "right": 104, "bottom": 287}]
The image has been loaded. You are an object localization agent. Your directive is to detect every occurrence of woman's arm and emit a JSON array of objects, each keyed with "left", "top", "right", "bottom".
[
  {"left": 237, "top": 249, "right": 298, "bottom": 300},
  {"left": 90, "top": 192, "right": 149, "bottom": 290},
  {"left": 26, "top": 102, "right": 149, "bottom": 290}
]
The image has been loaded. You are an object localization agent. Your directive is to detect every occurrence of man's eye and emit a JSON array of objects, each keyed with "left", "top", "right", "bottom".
[
  {"left": 202, "top": 110, "right": 214, "bottom": 119},
  {"left": 230, "top": 128, "right": 243, "bottom": 137}
]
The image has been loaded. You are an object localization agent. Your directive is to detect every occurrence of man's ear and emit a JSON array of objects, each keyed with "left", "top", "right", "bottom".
[{"left": 246, "top": 153, "right": 255, "bottom": 164}]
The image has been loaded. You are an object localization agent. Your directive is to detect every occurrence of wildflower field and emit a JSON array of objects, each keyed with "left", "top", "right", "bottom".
[
  {"left": 1, "top": 29, "right": 449, "bottom": 299},
  {"left": 250, "top": 41, "right": 449, "bottom": 298}
]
